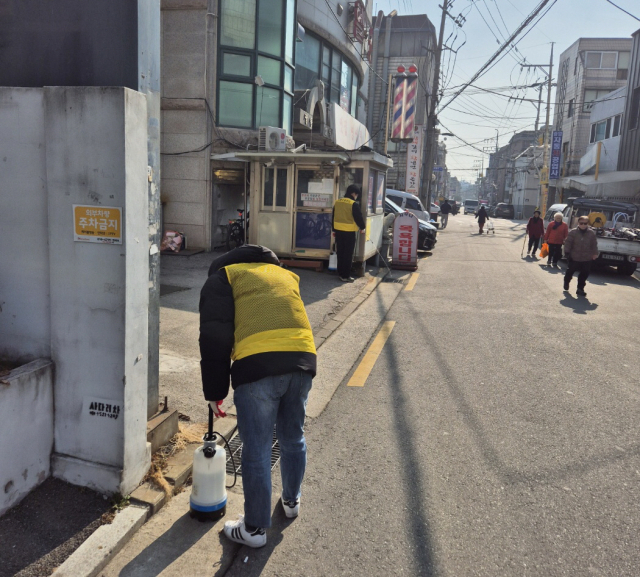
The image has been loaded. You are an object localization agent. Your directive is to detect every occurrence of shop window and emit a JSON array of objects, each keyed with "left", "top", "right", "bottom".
[
  {"left": 617, "top": 51, "right": 630, "bottom": 80},
  {"left": 220, "top": 0, "right": 256, "bottom": 49},
  {"left": 258, "top": 0, "right": 283, "bottom": 57},
  {"left": 255, "top": 86, "right": 281, "bottom": 128},
  {"left": 297, "top": 167, "right": 335, "bottom": 208},
  {"left": 331, "top": 51, "right": 341, "bottom": 104},
  {"left": 218, "top": 0, "right": 294, "bottom": 131},
  {"left": 612, "top": 114, "right": 622, "bottom": 137},
  {"left": 223, "top": 53, "right": 252, "bottom": 77},
  {"left": 294, "top": 34, "right": 320, "bottom": 90},
  {"left": 585, "top": 51, "right": 617, "bottom": 69},
  {"left": 219, "top": 82, "right": 253, "bottom": 128}
]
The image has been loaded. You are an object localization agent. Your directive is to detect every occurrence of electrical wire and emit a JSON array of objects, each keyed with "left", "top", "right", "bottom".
[
  {"left": 439, "top": 0, "right": 559, "bottom": 112},
  {"left": 603, "top": 0, "right": 640, "bottom": 21}
]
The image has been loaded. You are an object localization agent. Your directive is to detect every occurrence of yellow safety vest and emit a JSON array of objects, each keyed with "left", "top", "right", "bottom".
[
  {"left": 224, "top": 263, "right": 317, "bottom": 361},
  {"left": 333, "top": 197, "right": 360, "bottom": 232}
]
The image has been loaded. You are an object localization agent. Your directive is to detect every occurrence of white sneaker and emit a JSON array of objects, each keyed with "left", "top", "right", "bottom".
[
  {"left": 223, "top": 515, "right": 266, "bottom": 548},
  {"left": 281, "top": 494, "right": 300, "bottom": 518}
]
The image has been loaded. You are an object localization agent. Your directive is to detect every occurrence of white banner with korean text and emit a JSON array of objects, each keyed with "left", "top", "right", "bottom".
[{"left": 405, "top": 125, "right": 423, "bottom": 195}]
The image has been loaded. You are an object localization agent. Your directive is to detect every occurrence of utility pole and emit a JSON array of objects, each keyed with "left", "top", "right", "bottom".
[
  {"left": 540, "top": 42, "right": 554, "bottom": 214},
  {"left": 421, "top": 0, "right": 449, "bottom": 210},
  {"left": 534, "top": 84, "right": 543, "bottom": 133}
]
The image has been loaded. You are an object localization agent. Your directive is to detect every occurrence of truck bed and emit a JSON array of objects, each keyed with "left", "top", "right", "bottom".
[{"left": 597, "top": 236, "right": 640, "bottom": 256}]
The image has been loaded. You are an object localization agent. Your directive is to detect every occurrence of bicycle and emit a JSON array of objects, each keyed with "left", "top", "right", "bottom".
[{"left": 226, "top": 209, "right": 246, "bottom": 251}]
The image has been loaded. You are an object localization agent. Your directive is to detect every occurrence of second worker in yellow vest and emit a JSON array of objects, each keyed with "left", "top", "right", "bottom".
[{"left": 332, "top": 184, "right": 366, "bottom": 282}]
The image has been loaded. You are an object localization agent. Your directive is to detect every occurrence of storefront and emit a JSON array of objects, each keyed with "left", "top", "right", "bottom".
[{"left": 212, "top": 150, "right": 392, "bottom": 264}]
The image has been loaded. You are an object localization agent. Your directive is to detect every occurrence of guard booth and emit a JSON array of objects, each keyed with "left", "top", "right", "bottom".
[{"left": 213, "top": 151, "right": 392, "bottom": 268}]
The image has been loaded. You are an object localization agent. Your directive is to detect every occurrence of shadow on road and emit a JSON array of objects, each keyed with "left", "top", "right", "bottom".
[{"left": 559, "top": 291, "right": 599, "bottom": 314}]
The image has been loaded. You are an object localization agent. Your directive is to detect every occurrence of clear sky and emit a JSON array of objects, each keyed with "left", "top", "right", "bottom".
[{"left": 371, "top": 0, "right": 640, "bottom": 181}]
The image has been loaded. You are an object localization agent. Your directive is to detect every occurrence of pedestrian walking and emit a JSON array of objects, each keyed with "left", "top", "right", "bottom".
[
  {"left": 440, "top": 199, "right": 452, "bottom": 229},
  {"left": 543, "top": 212, "right": 569, "bottom": 267},
  {"left": 563, "top": 216, "right": 599, "bottom": 296},
  {"left": 475, "top": 205, "right": 489, "bottom": 234},
  {"left": 525, "top": 210, "right": 545, "bottom": 257},
  {"left": 199, "top": 244, "right": 317, "bottom": 548},
  {"left": 332, "top": 184, "right": 366, "bottom": 282}
]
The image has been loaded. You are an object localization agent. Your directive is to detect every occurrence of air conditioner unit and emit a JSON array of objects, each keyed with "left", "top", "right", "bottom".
[{"left": 259, "top": 126, "right": 287, "bottom": 152}]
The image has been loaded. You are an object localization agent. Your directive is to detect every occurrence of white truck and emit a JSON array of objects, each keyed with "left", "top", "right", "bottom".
[{"left": 544, "top": 198, "right": 640, "bottom": 276}]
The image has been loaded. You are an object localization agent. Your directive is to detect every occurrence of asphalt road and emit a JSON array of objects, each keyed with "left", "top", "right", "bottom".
[{"left": 231, "top": 214, "right": 640, "bottom": 576}]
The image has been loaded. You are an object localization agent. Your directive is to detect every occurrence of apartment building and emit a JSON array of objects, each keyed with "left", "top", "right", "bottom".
[{"left": 553, "top": 37, "right": 632, "bottom": 179}]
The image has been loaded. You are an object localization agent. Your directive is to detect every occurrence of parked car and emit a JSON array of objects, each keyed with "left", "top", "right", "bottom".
[
  {"left": 386, "top": 189, "right": 431, "bottom": 221},
  {"left": 384, "top": 197, "right": 437, "bottom": 251},
  {"left": 495, "top": 203, "right": 515, "bottom": 218}
]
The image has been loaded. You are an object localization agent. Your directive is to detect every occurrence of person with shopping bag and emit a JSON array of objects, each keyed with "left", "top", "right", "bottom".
[
  {"left": 543, "top": 212, "right": 569, "bottom": 268},
  {"left": 525, "top": 210, "right": 544, "bottom": 257}
]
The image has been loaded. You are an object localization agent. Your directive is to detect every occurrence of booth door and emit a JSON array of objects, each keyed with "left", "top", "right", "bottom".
[
  {"left": 256, "top": 165, "right": 293, "bottom": 254},
  {"left": 293, "top": 167, "right": 336, "bottom": 253}
]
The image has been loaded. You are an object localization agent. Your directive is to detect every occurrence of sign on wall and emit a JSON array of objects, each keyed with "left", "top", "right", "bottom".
[
  {"left": 549, "top": 130, "right": 563, "bottom": 180},
  {"left": 391, "top": 212, "right": 418, "bottom": 271},
  {"left": 406, "top": 126, "right": 423, "bottom": 194},
  {"left": 73, "top": 205, "right": 122, "bottom": 244}
]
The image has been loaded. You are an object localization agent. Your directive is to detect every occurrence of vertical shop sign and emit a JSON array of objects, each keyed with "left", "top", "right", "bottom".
[
  {"left": 549, "top": 131, "right": 563, "bottom": 180},
  {"left": 391, "top": 212, "right": 418, "bottom": 271},
  {"left": 406, "top": 125, "right": 423, "bottom": 194}
]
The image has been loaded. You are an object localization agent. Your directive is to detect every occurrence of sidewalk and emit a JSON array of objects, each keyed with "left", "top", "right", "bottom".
[{"left": 51, "top": 251, "right": 413, "bottom": 576}]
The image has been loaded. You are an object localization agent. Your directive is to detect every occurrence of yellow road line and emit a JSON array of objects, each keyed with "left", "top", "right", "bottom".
[
  {"left": 405, "top": 273, "right": 419, "bottom": 291},
  {"left": 347, "top": 321, "right": 396, "bottom": 387}
]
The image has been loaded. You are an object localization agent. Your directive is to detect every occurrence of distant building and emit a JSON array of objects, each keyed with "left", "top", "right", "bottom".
[{"left": 618, "top": 28, "right": 640, "bottom": 171}]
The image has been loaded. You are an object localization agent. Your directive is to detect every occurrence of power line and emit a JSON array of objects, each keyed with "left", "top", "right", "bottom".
[
  {"left": 603, "top": 0, "right": 640, "bottom": 21},
  {"left": 439, "top": 0, "right": 558, "bottom": 113}
]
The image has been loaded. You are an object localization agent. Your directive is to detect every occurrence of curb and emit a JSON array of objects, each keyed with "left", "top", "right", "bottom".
[
  {"left": 313, "top": 268, "right": 390, "bottom": 350},
  {"left": 52, "top": 505, "right": 149, "bottom": 577},
  {"left": 51, "top": 266, "right": 390, "bottom": 576}
]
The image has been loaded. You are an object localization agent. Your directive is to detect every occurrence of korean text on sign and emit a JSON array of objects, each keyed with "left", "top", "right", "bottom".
[{"left": 73, "top": 205, "right": 123, "bottom": 245}]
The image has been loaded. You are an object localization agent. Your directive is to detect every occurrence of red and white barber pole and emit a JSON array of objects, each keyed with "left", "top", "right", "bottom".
[{"left": 391, "top": 212, "right": 418, "bottom": 271}]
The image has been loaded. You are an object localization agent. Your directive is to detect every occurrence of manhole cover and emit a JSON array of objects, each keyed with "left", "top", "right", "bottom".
[
  {"left": 160, "top": 284, "right": 191, "bottom": 296},
  {"left": 225, "top": 428, "right": 280, "bottom": 476}
]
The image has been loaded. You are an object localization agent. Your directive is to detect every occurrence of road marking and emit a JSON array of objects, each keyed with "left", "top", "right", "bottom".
[
  {"left": 405, "top": 273, "right": 419, "bottom": 291},
  {"left": 347, "top": 321, "right": 396, "bottom": 387}
]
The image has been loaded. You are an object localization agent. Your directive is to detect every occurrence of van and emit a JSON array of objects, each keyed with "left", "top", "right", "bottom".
[
  {"left": 385, "top": 189, "right": 431, "bottom": 222},
  {"left": 463, "top": 199, "right": 479, "bottom": 214}
]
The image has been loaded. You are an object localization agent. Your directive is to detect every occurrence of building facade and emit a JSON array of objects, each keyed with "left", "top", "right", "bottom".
[
  {"left": 618, "top": 28, "right": 640, "bottom": 171},
  {"left": 553, "top": 37, "right": 632, "bottom": 179},
  {"left": 161, "top": 0, "right": 375, "bottom": 249}
]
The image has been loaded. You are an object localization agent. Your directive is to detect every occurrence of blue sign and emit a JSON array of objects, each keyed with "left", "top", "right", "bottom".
[
  {"left": 433, "top": 166, "right": 444, "bottom": 172},
  {"left": 549, "top": 131, "right": 563, "bottom": 180}
]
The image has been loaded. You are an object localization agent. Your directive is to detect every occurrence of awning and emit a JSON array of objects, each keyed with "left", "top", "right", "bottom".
[
  {"left": 561, "top": 171, "right": 640, "bottom": 202},
  {"left": 212, "top": 151, "right": 350, "bottom": 163}
]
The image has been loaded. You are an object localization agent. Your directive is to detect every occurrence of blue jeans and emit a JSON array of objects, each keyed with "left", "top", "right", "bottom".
[{"left": 234, "top": 371, "right": 313, "bottom": 528}]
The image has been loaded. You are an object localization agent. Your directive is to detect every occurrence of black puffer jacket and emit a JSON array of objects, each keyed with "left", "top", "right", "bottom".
[{"left": 199, "top": 245, "right": 317, "bottom": 402}]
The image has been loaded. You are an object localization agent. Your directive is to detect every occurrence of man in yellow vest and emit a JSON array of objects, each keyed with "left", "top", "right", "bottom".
[
  {"left": 332, "top": 184, "right": 366, "bottom": 282},
  {"left": 199, "top": 244, "right": 316, "bottom": 548}
]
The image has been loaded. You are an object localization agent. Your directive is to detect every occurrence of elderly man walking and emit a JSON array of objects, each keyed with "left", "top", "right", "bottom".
[{"left": 563, "top": 216, "right": 599, "bottom": 297}]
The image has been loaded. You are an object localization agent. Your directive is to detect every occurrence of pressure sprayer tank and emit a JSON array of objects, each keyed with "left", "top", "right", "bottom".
[{"left": 190, "top": 435, "right": 227, "bottom": 521}]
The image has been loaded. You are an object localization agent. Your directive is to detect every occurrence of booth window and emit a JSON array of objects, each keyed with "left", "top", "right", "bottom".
[
  {"left": 262, "top": 167, "right": 288, "bottom": 211},
  {"left": 218, "top": 0, "right": 295, "bottom": 133},
  {"left": 294, "top": 30, "right": 361, "bottom": 117}
]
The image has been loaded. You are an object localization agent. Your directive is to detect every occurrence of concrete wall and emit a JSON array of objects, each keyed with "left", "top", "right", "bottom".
[
  {"left": 0, "top": 359, "right": 54, "bottom": 516},
  {"left": 0, "top": 89, "right": 50, "bottom": 363},
  {"left": 0, "top": 0, "right": 138, "bottom": 88},
  {"left": 42, "top": 87, "right": 150, "bottom": 495}
]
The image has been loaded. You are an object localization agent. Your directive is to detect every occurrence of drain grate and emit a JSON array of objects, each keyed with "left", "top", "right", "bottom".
[
  {"left": 160, "top": 284, "right": 191, "bottom": 296},
  {"left": 225, "top": 428, "right": 281, "bottom": 476},
  {"left": 382, "top": 277, "right": 404, "bottom": 284}
]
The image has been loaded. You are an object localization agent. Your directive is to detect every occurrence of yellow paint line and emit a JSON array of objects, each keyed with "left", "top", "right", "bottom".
[
  {"left": 347, "top": 321, "right": 396, "bottom": 387},
  {"left": 405, "top": 273, "right": 419, "bottom": 291}
]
